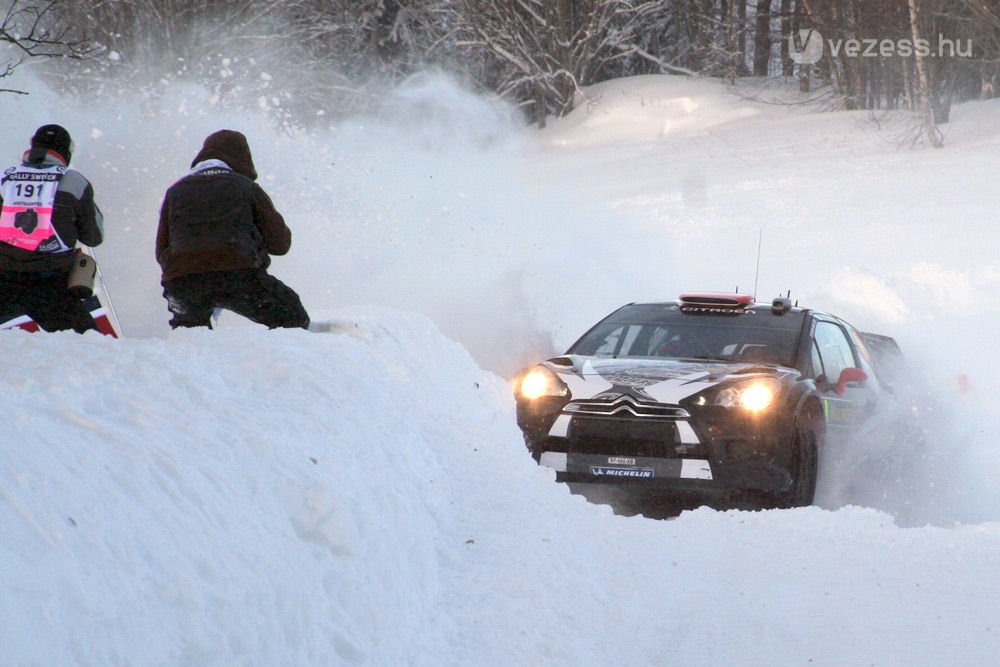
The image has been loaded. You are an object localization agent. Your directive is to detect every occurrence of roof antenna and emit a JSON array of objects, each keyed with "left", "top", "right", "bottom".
[{"left": 752, "top": 228, "right": 763, "bottom": 298}]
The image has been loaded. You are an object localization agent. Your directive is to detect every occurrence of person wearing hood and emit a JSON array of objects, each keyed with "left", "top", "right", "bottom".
[
  {"left": 0, "top": 124, "right": 104, "bottom": 333},
  {"left": 155, "top": 129, "right": 309, "bottom": 329}
]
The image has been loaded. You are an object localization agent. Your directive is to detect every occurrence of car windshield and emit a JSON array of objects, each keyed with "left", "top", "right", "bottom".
[{"left": 567, "top": 303, "right": 805, "bottom": 367}]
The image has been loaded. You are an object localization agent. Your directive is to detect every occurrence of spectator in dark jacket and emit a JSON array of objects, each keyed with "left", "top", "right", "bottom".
[
  {"left": 156, "top": 129, "right": 309, "bottom": 329},
  {"left": 0, "top": 124, "right": 104, "bottom": 333}
]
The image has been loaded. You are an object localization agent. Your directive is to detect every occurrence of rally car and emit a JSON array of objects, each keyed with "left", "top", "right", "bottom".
[{"left": 513, "top": 293, "right": 900, "bottom": 508}]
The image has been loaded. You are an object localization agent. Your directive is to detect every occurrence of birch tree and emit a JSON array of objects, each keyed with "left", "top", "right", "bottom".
[{"left": 906, "top": 0, "right": 943, "bottom": 146}]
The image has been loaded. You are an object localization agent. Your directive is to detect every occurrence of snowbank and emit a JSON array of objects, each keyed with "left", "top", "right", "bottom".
[
  {"left": 0, "top": 309, "right": 519, "bottom": 664},
  {"left": 542, "top": 75, "right": 762, "bottom": 148},
  {"left": 3, "top": 311, "right": 1000, "bottom": 666}
]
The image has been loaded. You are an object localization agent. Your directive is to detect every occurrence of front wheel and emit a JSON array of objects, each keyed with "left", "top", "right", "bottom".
[{"left": 777, "top": 428, "right": 819, "bottom": 508}]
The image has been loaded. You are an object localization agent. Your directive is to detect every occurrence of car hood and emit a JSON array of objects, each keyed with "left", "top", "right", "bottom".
[{"left": 543, "top": 356, "right": 797, "bottom": 404}]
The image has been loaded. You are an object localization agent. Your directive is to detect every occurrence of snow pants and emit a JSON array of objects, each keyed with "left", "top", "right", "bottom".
[
  {"left": 0, "top": 270, "right": 98, "bottom": 333},
  {"left": 162, "top": 268, "right": 309, "bottom": 330}
]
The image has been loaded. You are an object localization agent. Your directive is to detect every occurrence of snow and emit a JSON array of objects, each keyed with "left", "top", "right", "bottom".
[{"left": 4, "top": 71, "right": 1000, "bottom": 665}]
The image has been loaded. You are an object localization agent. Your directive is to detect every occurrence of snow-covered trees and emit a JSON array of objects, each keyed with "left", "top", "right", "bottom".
[
  {"left": 454, "top": 1, "right": 673, "bottom": 126},
  {"left": 14, "top": 1, "right": 1000, "bottom": 129}
]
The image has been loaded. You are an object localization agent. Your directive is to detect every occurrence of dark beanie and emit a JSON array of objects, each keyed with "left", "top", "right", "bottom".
[{"left": 31, "top": 124, "right": 73, "bottom": 163}]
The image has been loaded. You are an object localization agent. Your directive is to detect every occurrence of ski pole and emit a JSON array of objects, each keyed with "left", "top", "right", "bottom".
[{"left": 88, "top": 246, "right": 124, "bottom": 337}]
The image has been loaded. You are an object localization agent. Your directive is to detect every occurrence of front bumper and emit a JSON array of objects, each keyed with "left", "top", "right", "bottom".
[
  {"left": 540, "top": 451, "right": 792, "bottom": 494},
  {"left": 522, "top": 402, "right": 797, "bottom": 494}
]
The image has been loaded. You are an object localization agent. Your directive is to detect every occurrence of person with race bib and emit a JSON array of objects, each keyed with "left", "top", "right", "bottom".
[
  {"left": 155, "top": 129, "right": 309, "bottom": 330},
  {"left": 0, "top": 124, "right": 104, "bottom": 333}
]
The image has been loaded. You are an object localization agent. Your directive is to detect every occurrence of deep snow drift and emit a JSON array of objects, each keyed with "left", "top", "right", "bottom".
[{"left": 3, "top": 72, "right": 1000, "bottom": 665}]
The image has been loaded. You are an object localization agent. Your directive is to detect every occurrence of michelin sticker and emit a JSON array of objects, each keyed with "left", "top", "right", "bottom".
[{"left": 591, "top": 466, "right": 654, "bottom": 478}]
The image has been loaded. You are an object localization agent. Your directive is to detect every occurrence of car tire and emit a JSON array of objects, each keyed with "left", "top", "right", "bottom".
[{"left": 778, "top": 428, "right": 818, "bottom": 508}]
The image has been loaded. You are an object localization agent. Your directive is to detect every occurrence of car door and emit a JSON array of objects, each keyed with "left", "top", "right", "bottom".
[{"left": 810, "top": 318, "right": 878, "bottom": 441}]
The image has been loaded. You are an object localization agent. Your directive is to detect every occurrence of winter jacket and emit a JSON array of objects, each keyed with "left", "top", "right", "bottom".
[
  {"left": 0, "top": 150, "right": 103, "bottom": 273},
  {"left": 155, "top": 130, "right": 291, "bottom": 283}
]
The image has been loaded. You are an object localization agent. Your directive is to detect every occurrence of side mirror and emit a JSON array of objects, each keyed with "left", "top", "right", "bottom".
[{"left": 835, "top": 367, "right": 868, "bottom": 395}]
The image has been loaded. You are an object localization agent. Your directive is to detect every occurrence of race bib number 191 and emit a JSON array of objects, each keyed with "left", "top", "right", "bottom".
[{"left": 0, "top": 166, "right": 69, "bottom": 252}]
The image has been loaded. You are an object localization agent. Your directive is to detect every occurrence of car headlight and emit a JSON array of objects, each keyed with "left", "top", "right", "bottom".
[
  {"left": 517, "top": 366, "right": 569, "bottom": 400},
  {"left": 713, "top": 378, "right": 781, "bottom": 412}
]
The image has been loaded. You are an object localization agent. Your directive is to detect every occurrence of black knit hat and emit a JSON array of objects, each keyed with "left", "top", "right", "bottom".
[{"left": 30, "top": 124, "right": 74, "bottom": 163}]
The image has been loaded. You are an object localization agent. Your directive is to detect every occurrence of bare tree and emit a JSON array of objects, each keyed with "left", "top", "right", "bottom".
[
  {"left": 454, "top": 0, "right": 682, "bottom": 127},
  {"left": 780, "top": 0, "right": 794, "bottom": 76},
  {"left": 956, "top": 0, "right": 1000, "bottom": 98},
  {"left": 1, "top": 0, "right": 92, "bottom": 94},
  {"left": 906, "top": 0, "right": 943, "bottom": 145},
  {"left": 753, "top": 0, "right": 774, "bottom": 76}
]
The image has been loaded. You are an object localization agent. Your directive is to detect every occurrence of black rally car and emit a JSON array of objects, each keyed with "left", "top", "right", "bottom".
[{"left": 514, "top": 293, "right": 898, "bottom": 507}]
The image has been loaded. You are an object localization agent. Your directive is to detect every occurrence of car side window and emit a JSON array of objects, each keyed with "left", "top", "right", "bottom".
[
  {"left": 845, "top": 325, "right": 878, "bottom": 380},
  {"left": 813, "top": 321, "right": 856, "bottom": 382},
  {"left": 810, "top": 340, "right": 825, "bottom": 380}
]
